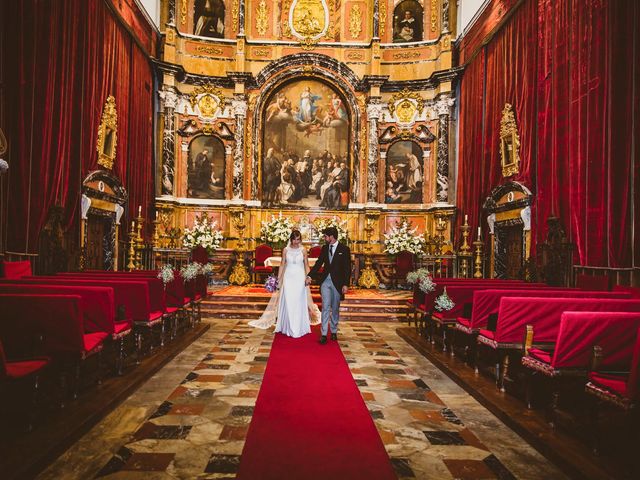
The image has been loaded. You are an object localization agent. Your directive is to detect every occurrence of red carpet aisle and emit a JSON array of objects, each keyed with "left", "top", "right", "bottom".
[{"left": 237, "top": 325, "right": 398, "bottom": 480}]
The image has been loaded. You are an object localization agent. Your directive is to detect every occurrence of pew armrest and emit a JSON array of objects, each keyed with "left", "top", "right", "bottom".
[
  {"left": 590, "top": 345, "right": 603, "bottom": 371},
  {"left": 524, "top": 324, "right": 534, "bottom": 355}
]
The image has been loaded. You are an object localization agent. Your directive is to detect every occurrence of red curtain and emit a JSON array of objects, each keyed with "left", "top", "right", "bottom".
[
  {"left": 4, "top": 0, "right": 154, "bottom": 254},
  {"left": 456, "top": 49, "right": 485, "bottom": 237},
  {"left": 457, "top": 0, "right": 639, "bottom": 268}
]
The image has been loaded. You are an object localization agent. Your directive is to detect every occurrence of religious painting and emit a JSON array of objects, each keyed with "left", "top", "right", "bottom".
[
  {"left": 194, "top": 0, "right": 225, "bottom": 38},
  {"left": 261, "top": 79, "right": 350, "bottom": 209},
  {"left": 385, "top": 141, "right": 423, "bottom": 204},
  {"left": 187, "top": 135, "right": 225, "bottom": 199},
  {"left": 393, "top": 0, "right": 423, "bottom": 43}
]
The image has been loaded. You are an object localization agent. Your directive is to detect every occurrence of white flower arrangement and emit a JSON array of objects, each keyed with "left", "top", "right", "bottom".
[
  {"left": 157, "top": 264, "right": 175, "bottom": 285},
  {"left": 313, "top": 216, "right": 348, "bottom": 243},
  {"left": 383, "top": 219, "right": 426, "bottom": 256},
  {"left": 434, "top": 287, "right": 456, "bottom": 312},
  {"left": 201, "top": 263, "right": 215, "bottom": 275},
  {"left": 406, "top": 268, "right": 436, "bottom": 293},
  {"left": 182, "top": 213, "right": 224, "bottom": 252},
  {"left": 180, "top": 262, "right": 201, "bottom": 282},
  {"left": 260, "top": 213, "right": 295, "bottom": 244}
]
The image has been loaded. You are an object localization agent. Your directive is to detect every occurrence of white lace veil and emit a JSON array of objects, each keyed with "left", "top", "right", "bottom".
[{"left": 248, "top": 240, "right": 320, "bottom": 329}]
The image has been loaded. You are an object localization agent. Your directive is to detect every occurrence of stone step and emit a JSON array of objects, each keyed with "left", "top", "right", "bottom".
[
  {"left": 204, "top": 295, "right": 409, "bottom": 306},
  {"left": 201, "top": 307, "right": 407, "bottom": 322}
]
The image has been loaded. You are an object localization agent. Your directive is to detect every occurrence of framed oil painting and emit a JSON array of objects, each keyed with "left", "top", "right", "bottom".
[
  {"left": 393, "top": 0, "right": 424, "bottom": 43},
  {"left": 385, "top": 141, "right": 424, "bottom": 204},
  {"left": 194, "top": 0, "right": 225, "bottom": 38},
  {"left": 187, "top": 135, "right": 225, "bottom": 199},
  {"left": 262, "top": 79, "right": 350, "bottom": 209}
]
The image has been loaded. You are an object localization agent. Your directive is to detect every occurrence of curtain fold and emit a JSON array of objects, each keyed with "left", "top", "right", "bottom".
[
  {"left": 4, "top": 0, "right": 154, "bottom": 254},
  {"left": 458, "top": 0, "right": 638, "bottom": 268}
]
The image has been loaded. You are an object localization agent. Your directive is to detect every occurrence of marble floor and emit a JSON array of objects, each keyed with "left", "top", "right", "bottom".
[{"left": 38, "top": 318, "right": 566, "bottom": 480}]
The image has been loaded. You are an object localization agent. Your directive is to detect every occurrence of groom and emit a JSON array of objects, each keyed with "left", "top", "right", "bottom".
[{"left": 306, "top": 227, "right": 351, "bottom": 344}]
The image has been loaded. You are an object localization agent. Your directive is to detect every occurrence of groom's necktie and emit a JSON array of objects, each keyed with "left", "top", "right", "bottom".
[{"left": 329, "top": 244, "right": 335, "bottom": 262}]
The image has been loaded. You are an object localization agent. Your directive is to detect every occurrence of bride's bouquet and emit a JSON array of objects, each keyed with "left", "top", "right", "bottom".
[{"left": 264, "top": 275, "right": 279, "bottom": 293}]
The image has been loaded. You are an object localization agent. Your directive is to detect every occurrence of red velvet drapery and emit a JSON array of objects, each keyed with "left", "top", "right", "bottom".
[
  {"left": 457, "top": 0, "right": 640, "bottom": 268},
  {"left": 3, "top": 0, "right": 155, "bottom": 254}
]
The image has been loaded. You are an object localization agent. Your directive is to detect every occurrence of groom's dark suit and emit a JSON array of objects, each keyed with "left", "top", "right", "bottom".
[{"left": 308, "top": 241, "right": 351, "bottom": 299}]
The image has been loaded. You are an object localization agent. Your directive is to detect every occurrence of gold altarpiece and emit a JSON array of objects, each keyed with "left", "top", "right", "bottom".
[{"left": 154, "top": 0, "right": 463, "bottom": 285}]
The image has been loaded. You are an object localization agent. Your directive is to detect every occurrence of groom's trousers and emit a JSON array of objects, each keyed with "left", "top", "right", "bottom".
[{"left": 320, "top": 276, "right": 340, "bottom": 336}]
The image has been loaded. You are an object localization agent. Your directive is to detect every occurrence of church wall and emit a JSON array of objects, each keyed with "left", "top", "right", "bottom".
[{"left": 456, "top": 0, "right": 640, "bottom": 272}]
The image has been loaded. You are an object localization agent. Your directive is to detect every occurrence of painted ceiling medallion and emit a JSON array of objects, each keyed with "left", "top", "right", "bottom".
[
  {"left": 189, "top": 85, "right": 225, "bottom": 120},
  {"left": 289, "top": 0, "right": 330, "bottom": 49}
]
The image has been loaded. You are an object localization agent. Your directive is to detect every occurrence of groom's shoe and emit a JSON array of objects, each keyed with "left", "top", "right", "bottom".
[
  {"left": 330, "top": 333, "right": 338, "bottom": 341},
  {"left": 319, "top": 335, "right": 327, "bottom": 345}
]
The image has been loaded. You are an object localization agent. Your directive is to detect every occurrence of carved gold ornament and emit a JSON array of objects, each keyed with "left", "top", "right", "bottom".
[
  {"left": 395, "top": 99, "right": 417, "bottom": 124},
  {"left": 387, "top": 88, "right": 425, "bottom": 123},
  {"left": 289, "top": 0, "right": 330, "bottom": 49},
  {"left": 181, "top": 0, "right": 187, "bottom": 26},
  {"left": 232, "top": 0, "right": 239, "bottom": 32},
  {"left": 499, "top": 103, "right": 521, "bottom": 177},
  {"left": 379, "top": 1, "right": 387, "bottom": 37},
  {"left": 349, "top": 5, "right": 362, "bottom": 39},
  {"left": 189, "top": 85, "right": 226, "bottom": 119},
  {"left": 96, "top": 95, "right": 118, "bottom": 170},
  {"left": 431, "top": 0, "right": 438, "bottom": 32},
  {"left": 256, "top": 0, "right": 269, "bottom": 35}
]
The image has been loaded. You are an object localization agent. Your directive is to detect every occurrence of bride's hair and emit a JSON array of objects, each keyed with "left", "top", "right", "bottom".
[{"left": 289, "top": 229, "right": 302, "bottom": 241}]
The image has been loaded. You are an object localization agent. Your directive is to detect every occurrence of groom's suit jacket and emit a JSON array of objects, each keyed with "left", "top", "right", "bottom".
[{"left": 308, "top": 242, "right": 351, "bottom": 299}]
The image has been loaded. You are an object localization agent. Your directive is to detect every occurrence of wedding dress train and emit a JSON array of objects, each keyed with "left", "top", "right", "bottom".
[{"left": 249, "top": 247, "right": 320, "bottom": 337}]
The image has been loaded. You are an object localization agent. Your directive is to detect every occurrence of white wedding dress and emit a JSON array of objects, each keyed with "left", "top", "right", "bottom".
[{"left": 249, "top": 246, "right": 320, "bottom": 337}]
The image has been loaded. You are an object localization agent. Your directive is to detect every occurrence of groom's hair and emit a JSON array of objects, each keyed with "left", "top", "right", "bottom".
[{"left": 322, "top": 227, "right": 338, "bottom": 239}]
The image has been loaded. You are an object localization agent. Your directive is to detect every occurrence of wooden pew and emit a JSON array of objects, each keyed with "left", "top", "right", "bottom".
[{"left": 476, "top": 297, "right": 640, "bottom": 391}]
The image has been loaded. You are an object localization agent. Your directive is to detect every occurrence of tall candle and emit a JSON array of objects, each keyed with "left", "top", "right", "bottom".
[
  {"left": 138, "top": 205, "right": 142, "bottom": 216},
  {"left": 464, "top": 214, "right": 468, "bottom": 224},
  {"left": 477, "top": 226, "right": 481, "bottom": 239},
  {"left": 156, "top": 211, "right": 159, "bottom": 220}
]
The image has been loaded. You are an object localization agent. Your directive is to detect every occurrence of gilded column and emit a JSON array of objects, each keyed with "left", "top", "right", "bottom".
[
  {"left": 435, "top": 95, "right": 455, "bottom": 203},
  {"left": 366, "top": 99, "right": 383, "bottom": 203},
  {"left": 232, "top": 94, "right": 247, "bottom": 200},
  {"left": 159, "top": 86, "right": 178, "bottom": 196}
]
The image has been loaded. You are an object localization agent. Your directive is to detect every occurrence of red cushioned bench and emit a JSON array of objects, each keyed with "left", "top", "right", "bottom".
[
  {"left": 455, "top": 289, "right": 630, "bottom": 361},
  {"left": 585, "top": 327, "right": 640, "bottom": 453},
  {"left": 0, "top": 294, "right": 108, "bottom": 399},
  {"left": 11, "top": 277, "right": 157, "bottom": 357},
  {"left": 521, "top": 311, "right": 640, "bottom": 421},
  {"left": 0, "top": 338, "right": 51, "bottom": 430},
  {"left": 419, "top": 281, "right": 549, "bottom": 349},
  {"left": 0, "top": 284, "right": 131, "bottom": 374},
  {"left": 476, "top": 297, "right": 640, "bottom": 391}
]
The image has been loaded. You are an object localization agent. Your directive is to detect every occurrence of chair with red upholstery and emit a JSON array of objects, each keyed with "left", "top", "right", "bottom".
[
  {"left": 0, "top": 338, "right": 50, "bottom": 430},
  {"left": 253, "top": 244, "right": 274, "bottom": 284},
  {"left": 1, "top": 260, "right": 32, "bottom": 279},
  {"left": 391, "top": 251, "right": 415, "bottom": 289},
  {"left": 309, "top": 245, "right": 322, "bottom": 259},
  {"left": 191, "top": 245, "right": 209, "bottom": 264}
]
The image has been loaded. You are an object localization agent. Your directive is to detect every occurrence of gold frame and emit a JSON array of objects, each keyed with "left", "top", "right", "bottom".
[
  {"left": 96, "top": 95, "right": 118, "bottom": 170},
  {"left": 500, "top": 103, "right": 520, "bottom": 177}
]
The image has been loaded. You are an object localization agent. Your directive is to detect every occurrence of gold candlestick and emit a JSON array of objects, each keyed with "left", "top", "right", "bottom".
[
  {"left": 458, "top": 217, "right": 472, "bottom": 278},
  {"left": 473, "top": 238, "right": 484, "bottom": 278},
  {"left": 228, "top": 207, "right": 251, "bottom": 286},
  {"left": 358, "top": 209, "right": 380, "bottom": 289},
  {"left": 135, "top": 215, "right": 144, "bottom": 269},
  {"left": 127, "top": 221, "right": 136, "bottom": 271}
]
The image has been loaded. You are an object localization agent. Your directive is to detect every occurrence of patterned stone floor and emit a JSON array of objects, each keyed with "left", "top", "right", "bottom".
[{"left": 38, "top": 319, "right": 565, "bottom": 479}]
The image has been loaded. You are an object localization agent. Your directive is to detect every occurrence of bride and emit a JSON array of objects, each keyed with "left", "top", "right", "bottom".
[{"left": 249, "top": 229, "right": 321, "bottom": 337}]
